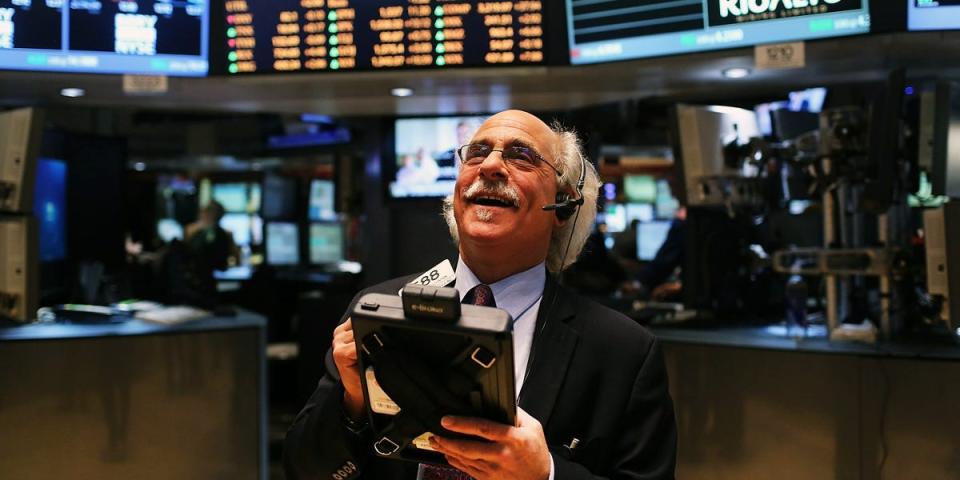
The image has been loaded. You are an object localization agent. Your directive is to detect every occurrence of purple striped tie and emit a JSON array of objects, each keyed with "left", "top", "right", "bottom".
[{"left": 463, "top": 284, "right": 496, "bottom": 307}]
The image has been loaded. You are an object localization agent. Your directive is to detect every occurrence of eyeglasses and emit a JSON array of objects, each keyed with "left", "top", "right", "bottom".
[{"left": 457, "top": 143, "right": 561, "bottom": 176}]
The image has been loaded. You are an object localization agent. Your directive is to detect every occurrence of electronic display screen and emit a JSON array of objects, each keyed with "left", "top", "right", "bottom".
[
  {"left": 909, "top": 0, "right": 960, "bottom": 30},
  {"left": 156, "top": 218, "right": 184, "bottom": 243},
  {"left": 223, "top": 0, "right": 547, "bottom": 74},
  {"left": 0, "top": 0, "right": 208, "bottom": 75},
  {"left": 220, "top": 212, "right": 262, "bottom": 247},
  {"left": 308, "top": 179, "right": 336, "bottom": 220},
  {"left": 34, "top": 158, "right": 66, "bottom": 262},
  {"left": 390, "top": 115, "right": 484, "bottom": 198},
  {"left": 266, "top": 221, "right": 300, "bottom": 265},
  {"left": 566, "top": 0, "right": 870, "bottom": 65},
  {"left": 637, "top": 220, "right": 671, "bottom": 261},
  {"left": 603, "top": 202, "right": 627, "bottom": 233},
  {"left": 623, "top": 175, "right": 656, "bottom": 203},
  {"left": 309, "top": 222, "right": 343, "bottom": 264},
  {"left": 212, "top": 182, "right": 260, "bottom": 213}
]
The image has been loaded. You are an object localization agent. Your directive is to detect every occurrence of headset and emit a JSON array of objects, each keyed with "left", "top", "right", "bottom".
[{"left": 541, "top": 151, "right": 587, "bottom": 221}]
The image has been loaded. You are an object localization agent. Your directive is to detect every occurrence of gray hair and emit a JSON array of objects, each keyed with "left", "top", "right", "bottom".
[{"left": 442, "top": 121, "right": 599, "bottom": 273}]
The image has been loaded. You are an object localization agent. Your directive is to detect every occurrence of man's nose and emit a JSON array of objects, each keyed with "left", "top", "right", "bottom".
[{"left": 478, "top": 150, "right": 509, "bottom": 180}]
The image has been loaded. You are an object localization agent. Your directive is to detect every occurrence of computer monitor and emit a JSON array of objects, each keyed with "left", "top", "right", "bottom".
[
  {"left": 909, "top": 0, "right": 960, "bottom": 30},
  {"left": 655, "top": 180, "right": 679, "bottom": 220},
  {"left": 637, "top": 221, "right": 672, "bottom": 261},
  {"left": 220, "top": 213, "right": 260, "bottom": 247},
  {"left": 266, "top": 222, "right": 300, "bottom": 266},
  {"left": 308, "top": 179, "right": 336, "bottom": 221},
  {"left": 0, "top": 216, "right": 38, "bottom": 322},
  {"left": 212, "top": 182, "right": 259, "bottom": 213},
  {"left": 389, "top": 116, "right": 486, "bottom": 198},
  {"left": 0, "top": 107, "right": 42, "bottom": 214},
  {"left": 625, "top": 203, "right": 655, "bottom": 224},
  {"left": 156, "top": 218, "right": 184, "bottom": 243},
  {"left": 309, "top": 222, "right": 344, "bottom": 265},
  {"left": 603, "top": 203, "right": 627, "bottom": 233},
  {"left": 623, "top": 175, "right": 657, "bottom": 203},
  {"left": 262, "top": 174, "right": 296, "bottom": 219},
  {"left": 33, "top": 158, "right": 66, "bottom": 262}
]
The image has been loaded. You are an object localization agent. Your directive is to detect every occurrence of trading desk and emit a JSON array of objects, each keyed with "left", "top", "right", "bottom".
[
  {"left": 0, "top": 310, "right": 267, "bottom": 480},
  {"left": 653, "top": 325, "right": 960, "bottom": 479}
]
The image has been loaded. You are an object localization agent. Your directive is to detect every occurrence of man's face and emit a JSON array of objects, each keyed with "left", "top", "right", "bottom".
[{"left": 452, "top": 111, "right": 562, "bottom": 259}]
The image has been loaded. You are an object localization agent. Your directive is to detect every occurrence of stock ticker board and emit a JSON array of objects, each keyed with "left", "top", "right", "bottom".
[{"left": 223, "top": 0, "right": 547, "bottom": 74}]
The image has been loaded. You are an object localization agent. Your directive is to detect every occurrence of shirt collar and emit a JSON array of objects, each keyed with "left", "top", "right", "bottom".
[{"left": 455, "top": 256, "right": 546, "bottom": 323}]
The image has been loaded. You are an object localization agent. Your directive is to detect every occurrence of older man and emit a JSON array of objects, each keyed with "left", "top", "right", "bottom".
[{"left": 284, "top": 110, "right": 677, "bottom": 480}]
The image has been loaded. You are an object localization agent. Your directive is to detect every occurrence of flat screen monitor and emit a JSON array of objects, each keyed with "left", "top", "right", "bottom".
[
  {"left": 33, "top": 158, "right": 66, "bottom": 262},
  {"left": 261, "top": 174, "right": 296, "bottom": 219},
  {"left": 625, "top": 203, "right": 654, "bottom": 224},
  {"left": 389, "top": 116, "right": 485, "bottom": 198},
  {"left": 603, "top": 203, "right": 627, "bottom": 233},
  {"left": 566, "top": 0, "right": 870, "bottom": 65},
  {"left": 909, "top": 0, "right": 960, "bottom": 30},
  {"left": 220, "top": 213, "right": 262, "bottom": 247},
  {"left": 212, "top": 182, "right": 259, "bottom": 213},
  {"left": 156, "top": 218, "right": 184, "bottom": 243},
  {"left": 266, "top": 222, "right": 299, "bottom": 266},
  {"left": 623, "top": 175, "right": 656, "bottom": 203},
  {"left": 655, "top": 179, "right": 679, "bottom": 219},
  {"left": 309, "top": 222, "right": 343, "bottom": 265},
  {"left": 308, "top": 179, "right": 336, "bottom": 220},
  {"left": 637, "top": 220, "right": 672, "bottom": 261},
  {"left": 222, "top": 1, "right": 550, "bottom": 75},
  {"left": 0, "top": 0, "right": 208, "bottom": 75}
]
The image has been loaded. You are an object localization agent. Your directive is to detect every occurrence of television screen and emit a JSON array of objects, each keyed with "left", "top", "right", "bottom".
[
  {"left": 212, "top": 182, "right": 259, "bottom": 213},
  {"left": 309, "top": 222, "right": 343, "bottom": 265},
  {"left": 909, "top": 0, "right": 960, "bottom": 30},
  {"left": 637, "top": 221, "right": 672, "bottom": 261},
  {"left": 603, "top": 203, "right": 627, "bottom": 233},
  {"left": 389, "top": 116, "right": 485, "bottom": 198},
  {"left": 222, "top": 1, "right": 550, "bottom": 75},
  {"left": 655, "top": 180, "right": 679, "bottom": 219},
  {"left": 308, "top": 179, "right": 336, "bottom": 220},
  {"left": 623, "top": 175, "right": 657, "bottom": 203},
  {"left": 266, "top": 222, "right": 300, "bottom": 266},
  {"left": 220, "top": 213, "right": 263, "bottom": 247},
  {"left": 625, "top": 203, "right": 654, "bottom": 224},
  {"left": 156, "top": 218, "right": 184, "bottom": 243},
  {"left": 0, "top": 0, "right": 208, "bottom": 75},
  {"left": 262, "top": 174, "right": 296, "bottom": 219},
  {"left": 34, "top": 158, "right": 66, "bottom": 262},
  {"left": 567, "top": 0, "right": 870, "bottom": 65}
]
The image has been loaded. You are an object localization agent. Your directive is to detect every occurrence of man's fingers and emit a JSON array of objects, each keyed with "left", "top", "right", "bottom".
[
  {"left": 441, "top": 416, "right": 511, "bottom": 441},
  {"left": 332, "top": 318, "right": 353, "bottom": 336},
  {"left": 431, "top": 435, "right": 500, "bottom": 460}
]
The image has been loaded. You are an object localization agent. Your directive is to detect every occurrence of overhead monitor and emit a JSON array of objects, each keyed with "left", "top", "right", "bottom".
[
  {"left": 0, "top": 107, "right": 42, "bottom": 214},
  {"left": 623, "top": 174, "right": 657, "bottom": 203},
  {"left": 309, "top": 222, "right": 343, "bottom": 265},
  {"left": 266, "top": 221, "right": 300, "bottom": 266},
  {"left": 637, "top": 220, "right": 672, "bottom": 261},
  {"left": 212, "top": 182, "right": 260, "bottom": 213},
  {"left": 0, "top": 216, "right": 37, "bottom": 322},
  {"left": 566, "top": 0, "right": 870, "bottom": 65},
  {"left": 909, "top": 0, "right": 960, "bottom": 30},
  {"left": 262, "top": 174, "right": 297, "bottom": 219},
  {"left": 308, "top": 179, "right": 336, "bottom": 220},
  {"left": 390, "top": 115, "right": 485, "bottom": 198},
  {"left": 34, "top": 158, "right": 66, "bottom": 262},
  {"left": 222, "top": 1, "right": 548, "bottom": 75},
  {"left": 220, "top": 213, "right": 262, "bottom": 247},
  {"left": 0, "top": 0, "right": 208, "bottom": 75}
]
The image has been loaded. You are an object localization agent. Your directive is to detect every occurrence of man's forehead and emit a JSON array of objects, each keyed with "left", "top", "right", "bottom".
[{"left": 471, "top": 111, "right": 556, "bottom": 147}]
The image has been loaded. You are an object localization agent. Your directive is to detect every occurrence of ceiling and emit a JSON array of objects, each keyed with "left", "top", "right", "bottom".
[{"left": 2, "top": 32, "right": 960, "bottom": 116}]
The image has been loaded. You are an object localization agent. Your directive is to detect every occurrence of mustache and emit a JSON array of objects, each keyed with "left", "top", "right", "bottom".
[{"left": 462, "top": 179, "right": 520, "bottom": 207}]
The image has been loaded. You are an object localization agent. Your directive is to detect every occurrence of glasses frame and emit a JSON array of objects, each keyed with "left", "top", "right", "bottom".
[{"left": 457, "top": 143, "right": 562, "bottom": 176}]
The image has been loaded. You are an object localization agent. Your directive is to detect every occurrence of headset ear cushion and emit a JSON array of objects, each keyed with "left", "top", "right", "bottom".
[{"left": 554, "top": 193, "right": 575, "bottom": 221}]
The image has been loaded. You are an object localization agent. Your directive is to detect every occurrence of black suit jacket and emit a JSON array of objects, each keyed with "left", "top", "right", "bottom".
[{"left": 284, "top": 273, "right": 677, "bottom": 479}]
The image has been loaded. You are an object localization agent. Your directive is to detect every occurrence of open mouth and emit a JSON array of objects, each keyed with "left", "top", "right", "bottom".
[{"left": 470, "top": 195, "right": 517, "bottom": 208}]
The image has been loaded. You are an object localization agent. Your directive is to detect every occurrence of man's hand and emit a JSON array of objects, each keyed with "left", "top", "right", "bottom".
[
  {"left": 429, "top": 408, "right": 551, "bottom": 480},
  {"left": 331, "top": 319, "right": 364, "bottom": 419}
]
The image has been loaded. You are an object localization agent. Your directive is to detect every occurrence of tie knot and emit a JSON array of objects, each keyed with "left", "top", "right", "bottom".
[{"left": 463, "top": 284, "right": 496, "bottom": 307}]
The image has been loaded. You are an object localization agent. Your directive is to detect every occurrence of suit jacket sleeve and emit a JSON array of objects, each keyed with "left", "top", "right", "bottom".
[{"left": 551, "top": 338, "right": 677, "bottom": 480}]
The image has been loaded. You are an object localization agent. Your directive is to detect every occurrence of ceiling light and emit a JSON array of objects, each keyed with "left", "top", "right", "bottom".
[
  {"left": 60, "top": 87, "right": 85, "bottom": 98},
  {"left": 722, "top": 67, "right": 751, "bottom": 79},
  {"left": 391, "top": 87, "right": 414, "bottom": 97}
]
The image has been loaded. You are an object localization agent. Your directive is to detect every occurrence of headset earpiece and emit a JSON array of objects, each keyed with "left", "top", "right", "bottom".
[{"left": 553, "top": 193, "right": 576, "bottom": 221}]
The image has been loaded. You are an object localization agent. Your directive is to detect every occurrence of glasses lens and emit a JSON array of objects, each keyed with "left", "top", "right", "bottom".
[
  {"left": 505, "top": 146, "right": 537, "bottom": 165},
  {"left": 462, "top": 144, "right": 489, "bottom": 163}
]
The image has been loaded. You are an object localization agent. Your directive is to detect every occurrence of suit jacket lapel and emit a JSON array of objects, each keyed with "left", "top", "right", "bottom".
[{"left": 518, "top": 275, "right": 579, "bottom": 426}]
